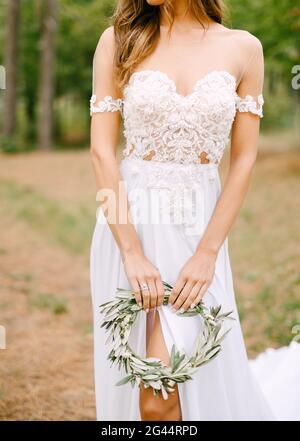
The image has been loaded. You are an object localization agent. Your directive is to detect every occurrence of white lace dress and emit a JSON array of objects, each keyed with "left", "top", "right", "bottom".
[{"left": 89, "top": 32, "right": 300, "bottom": 421}]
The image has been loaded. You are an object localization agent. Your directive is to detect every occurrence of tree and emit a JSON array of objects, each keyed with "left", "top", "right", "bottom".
[
  {"left": 3, "top": 0, "right": 21, "bottom": 137},
  {"left": 227, "top": 0, "right": 300, "bottom": 135},
  {"left": 20, "top": 0, "right": 42, "bottom": 142},
  {"left": 37, "top": 0, "right": 58, "bottom": 150}
]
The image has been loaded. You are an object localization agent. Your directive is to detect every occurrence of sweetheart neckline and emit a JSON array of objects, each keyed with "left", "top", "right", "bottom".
[{"left": 124, "top": 69, "right": 238, "bottom": 100}]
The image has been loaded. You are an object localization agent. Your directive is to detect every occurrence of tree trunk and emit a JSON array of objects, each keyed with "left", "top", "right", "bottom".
[
  {"left": 37, "top": 0, "right": 58, "bottom": 150},
  {"left": 3, "top": 0, "right": 21, "bottom": 137}
]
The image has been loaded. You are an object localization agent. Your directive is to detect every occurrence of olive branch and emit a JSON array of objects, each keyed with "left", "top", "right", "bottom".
[{"left": 99, "top": 281, "right": 234, "bottom": 400}]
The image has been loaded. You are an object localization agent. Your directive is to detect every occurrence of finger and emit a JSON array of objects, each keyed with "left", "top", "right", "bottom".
[
  {"left": 172, "top": 280, "right": 195, "bottom": 312},
  {"left": 131, "top": 278, "right": 142, "bottom": 307},
  {"left": 181, "top": 281, "right": 203, "bottom": 310},
  {"left": 155, "top": 276, "right": 165, "bottom": 308},
  {"left": 168, "top": 276, "right": 186, "bottom": 304},
  {"left": 147, "top": 278, "right": 158, "bottom": 310},
  {"left": 139, "top": 280, "right": 150, "bottom": 312},
  {"left": 192, "top": 282, "right": 210, "bottom": 307}
]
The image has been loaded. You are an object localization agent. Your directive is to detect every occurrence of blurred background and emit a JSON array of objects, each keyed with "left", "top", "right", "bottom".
[{"left": 0, "top": 0, "right": 299, "bottom": 421}]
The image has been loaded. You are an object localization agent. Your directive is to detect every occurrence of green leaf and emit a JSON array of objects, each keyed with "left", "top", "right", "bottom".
[
  {"left": 116, "top": 375, "right": 133, "bottom": 386},
  {"left": 172, "top": 353, "right": 186, "bottom": 372}
]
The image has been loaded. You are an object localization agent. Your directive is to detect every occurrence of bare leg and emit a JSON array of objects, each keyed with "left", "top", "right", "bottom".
[{"left": 139, "top": 310, "right": 182, "bottom": 421}]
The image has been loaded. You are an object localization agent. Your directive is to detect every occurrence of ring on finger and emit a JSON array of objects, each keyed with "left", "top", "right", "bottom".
[{"left": 139, "top": 282, "right": 149, "bottom": 292}]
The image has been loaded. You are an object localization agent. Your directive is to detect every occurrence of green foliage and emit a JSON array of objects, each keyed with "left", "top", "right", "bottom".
[
  {"left": 0, "top": 132, "right": 35, "bottom": 153},
  {"left": 0, "top": 0, "right": 299, "bottom": 147},
  {"left": 0, "top": 135, "right": 19, "bottom": 153},
  {"left": 227, "top": 0, "right": 300, "bottom": 129},
  {"left": 227, "top": 0, "right": 300, "bottom": 70},
  {"left": 56, "top": 0, "right": 116, "bottom": 100}
]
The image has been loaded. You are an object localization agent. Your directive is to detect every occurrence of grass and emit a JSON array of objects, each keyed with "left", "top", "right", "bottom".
[
  {"left": 9, "top": 272, "right": 33, "bottom": 282},
  {"left": 257, "top": 285, "right": 274, "bottom": 306},
  {"left": 0, "top": 302, "right": 10, "bottom": 310},
  {"left": 0, "top": 179, "right": 94, "bottom": 254},
  {"left": 293, "top": 275, "right": 300, "bottom": 285},
  {"left": 243, "top": 271, "right": 259, "bottom": 282},
  {"left": 28, "top": 292, "right": 68, "bottom": 315}
]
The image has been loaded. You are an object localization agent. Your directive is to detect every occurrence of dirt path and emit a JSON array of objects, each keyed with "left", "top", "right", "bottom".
[{"left": 0, "top": 151, "right": 96, "bottom": 420}]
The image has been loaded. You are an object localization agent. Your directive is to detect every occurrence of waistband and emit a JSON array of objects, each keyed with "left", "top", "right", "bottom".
[{"left": 120, "top": 156, "right": 219, "bottom": 174}]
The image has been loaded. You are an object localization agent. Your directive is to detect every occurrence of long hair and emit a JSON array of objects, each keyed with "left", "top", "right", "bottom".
[{"left": 112, "top": 0, "right": 226, "bottom": 89}]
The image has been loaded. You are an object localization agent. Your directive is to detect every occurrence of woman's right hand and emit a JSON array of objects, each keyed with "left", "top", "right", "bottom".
[{"left": 123, "top": 250, "right": 165, "bottom": 312}]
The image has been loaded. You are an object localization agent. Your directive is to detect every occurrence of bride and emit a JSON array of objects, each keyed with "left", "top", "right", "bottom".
[{"left": 89, "top": 0, "right": 300, "bottom": 421}]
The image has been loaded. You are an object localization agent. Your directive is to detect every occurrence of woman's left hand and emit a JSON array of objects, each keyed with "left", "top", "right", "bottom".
[{"left": 168, "top": 248, "right": 217, "bottom": 312}]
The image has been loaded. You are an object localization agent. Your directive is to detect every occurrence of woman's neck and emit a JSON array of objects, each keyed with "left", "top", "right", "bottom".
[{"left": 159, "top": 1, "right": 221, "bottom": 34}]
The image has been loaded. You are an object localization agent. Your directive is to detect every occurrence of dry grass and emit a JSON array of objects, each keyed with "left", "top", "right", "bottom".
[{"left": 0, "top": 134, "right": 299, "bottom": 420}]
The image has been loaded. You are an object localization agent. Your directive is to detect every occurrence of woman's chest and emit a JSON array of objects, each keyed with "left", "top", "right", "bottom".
[{"left": 122, "top": 70, "right": 238, "bottom": 128}]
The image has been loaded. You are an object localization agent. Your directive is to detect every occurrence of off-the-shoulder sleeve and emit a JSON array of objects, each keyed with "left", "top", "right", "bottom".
[
  {"left": 235, "top": 37, "right": 265, "bottom": 118},
  {"left": 90, "top": 29, "right": 123, "bottom": 116}
]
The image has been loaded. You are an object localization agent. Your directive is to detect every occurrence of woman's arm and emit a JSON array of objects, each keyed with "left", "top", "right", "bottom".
[
  {"left": 169, "top": 36, "right": 264, "bottom": 311},
  {"left": 90, "top": 27, "right": 165, "bottom": 311}
]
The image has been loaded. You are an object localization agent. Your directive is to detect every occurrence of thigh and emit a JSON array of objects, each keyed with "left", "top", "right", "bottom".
[
  {"left": 139, "top": 310, "right": 182, "bottom": 419},
  {"left": 146, "top": 310, "right": 170, "bottom": 363}
]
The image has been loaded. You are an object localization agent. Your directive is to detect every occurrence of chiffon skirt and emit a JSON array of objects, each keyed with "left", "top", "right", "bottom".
[{"left": 90, "top": 157, "right": 300, "bottom": 421}]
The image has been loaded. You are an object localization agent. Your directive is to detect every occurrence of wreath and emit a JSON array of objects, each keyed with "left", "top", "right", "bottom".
[{"left": 100, "top": 281, "right": 234, "bottom": 400}]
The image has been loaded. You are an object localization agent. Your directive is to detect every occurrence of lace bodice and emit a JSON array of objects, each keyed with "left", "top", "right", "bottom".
[
  {"left": 90, "top": 28, "right": 264, "bottom": 166},
  {"left": 90, "top": 69, "right": 263, "bottom": 165}
]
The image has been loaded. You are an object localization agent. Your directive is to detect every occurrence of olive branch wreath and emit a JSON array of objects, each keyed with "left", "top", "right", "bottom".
[{"left": 100, "top": 281, "right": 234, "bottom": 400}]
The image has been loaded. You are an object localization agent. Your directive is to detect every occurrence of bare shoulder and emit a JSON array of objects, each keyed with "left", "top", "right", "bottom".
[
  {"left": 100, "top": 26, "right": 115, "bottom": 43},
  {"left": 228, "top": 29, "right": 263, "bottom": 54},
  {"left": 99, "top": 25, "right": 116, "bottom": 51}
]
